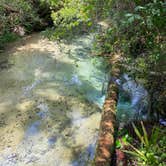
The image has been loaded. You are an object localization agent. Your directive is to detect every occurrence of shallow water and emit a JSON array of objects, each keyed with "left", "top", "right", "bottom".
[{"left": 0, "top": 33, "right": 107, "bottom": 166}]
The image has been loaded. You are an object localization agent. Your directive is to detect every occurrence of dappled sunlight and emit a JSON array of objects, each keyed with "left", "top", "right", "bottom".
[
  {"left": 16, "top": 100, "right": 35, "bottom": 112},
  {"left": 35, "top": 88, "right": 62, "bottom": 101},
  {"left": 12, "top": 34, "right": 64, "bottom": 62},
  {"left": 0, "top": 98, "right": 37, "bottom": 152},
  {"left": 0, "top": 32, "right": 107, "bottom": 165},
  {"left": 0, "top": 0, "right": 164, "bottom": 165}
]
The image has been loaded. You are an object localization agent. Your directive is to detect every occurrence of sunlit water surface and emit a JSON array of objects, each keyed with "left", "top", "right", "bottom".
[{"left": 0, "top": 33, "right": 107, "bottom": 166}]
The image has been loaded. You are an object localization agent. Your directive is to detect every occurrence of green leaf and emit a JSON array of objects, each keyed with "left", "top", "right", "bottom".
[
  {"left": 132, "top": 123, "right": 145, "bottom": 145},
  {"left": 141, "top": 121, "right": 149, "bottom": 146},
  {"left": 135, "top": 6, "right": 146, "bottom": 11}
]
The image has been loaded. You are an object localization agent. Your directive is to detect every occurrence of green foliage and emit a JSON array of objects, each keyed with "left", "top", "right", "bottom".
[
  {"left": 44, "top": 0, "right": 90, "bottom": 39},
  {"left": 0, "top": 0, "right": 41, "bottom": 48},
  {"left": 97, "top": 0, "right": 165, "bottom": 55},
  {"left": 44, "top": 0, "right": 113, "bottom": 39},
  {"left": 0, "top": 32, "right": 18, "bottom": 45},
  {"left": 123, "top": 122, "right": 166, "bottom": 166},
  {"left": 116, "top": 134, "right": 133, "bottom": 149},
  {"left": 95, "top": 0, "right": 166, "bottom": 117}
]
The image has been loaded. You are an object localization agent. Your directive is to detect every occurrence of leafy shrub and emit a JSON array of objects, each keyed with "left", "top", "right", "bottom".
[
  {"left": 123, "top": 122, "right": 166, "bottom": 166},
  {"left": 44, "top": 0, "right": 92, "bottom": 39},
  {"left": 44, "top": 0, "right": 112, "bottom": 39},
  {"left": 95, "top": 0, "right": 166, "bottom": 118},
  {"left": 0, "top": 0, "right": 40, "bottom": 48}
]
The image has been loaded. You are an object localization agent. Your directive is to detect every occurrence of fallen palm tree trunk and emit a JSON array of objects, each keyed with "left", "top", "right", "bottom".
[{"left": 94, "top": 54, "right": 121, "bottom": 166}]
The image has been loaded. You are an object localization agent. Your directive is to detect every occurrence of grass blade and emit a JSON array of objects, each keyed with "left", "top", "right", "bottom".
[
  {"left": 132, "top": 122, "right": 145, "bottom": 145},
  {"left": 141, "top": 121, "right": 149, "bottom": 146}
]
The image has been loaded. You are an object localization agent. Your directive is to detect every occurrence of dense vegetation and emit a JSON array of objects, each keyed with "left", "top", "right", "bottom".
[
  {"left": 0, "top": 0, "right": 51, "bottom": 49},
  {"left": 96, "top": 0, "right": 166, "bottom": 120},
  {"left": 0, "top": 0, "right": 165, "bottom": 165}
]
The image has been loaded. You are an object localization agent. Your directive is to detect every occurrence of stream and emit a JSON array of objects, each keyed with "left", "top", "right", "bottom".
[
  {"left": 0, "top": 31, "right": 151, "bottom": 166},
  {"left": 0, "top": 33, "right": 107, "bottom": 166}
]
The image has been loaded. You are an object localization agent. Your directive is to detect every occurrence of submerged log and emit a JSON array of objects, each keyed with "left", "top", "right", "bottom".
[{"left": 94, "top": 54, "right": 121, "bottom": 166}]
